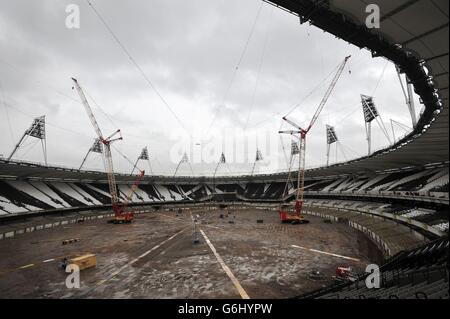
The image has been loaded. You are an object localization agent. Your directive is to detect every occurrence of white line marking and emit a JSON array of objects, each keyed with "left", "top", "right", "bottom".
[
  {"left": 204, "top": 225, "right": 220, "bottom": 229},
  {"left": 96, "top": 228, "right": 186, "bottom": 286},
  {"left": 19, "top": 264, "right": 34, "bottom": 269},
  {"left": 291, "top": 245, "right": 360, "bottom": 262},
  {"left": 42, "top": 259, "right": 55, "bottom": 263},
  {"left": 200, "top": 229, "right": 250, "bottom": 299},
  {"left": 134, "top": 230, "right": 183, "bottom": 261}
]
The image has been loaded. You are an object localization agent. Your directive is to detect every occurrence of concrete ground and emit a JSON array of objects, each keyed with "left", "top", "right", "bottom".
[{"left": 0, "top": 208, "right": 381, "bottom": 299}]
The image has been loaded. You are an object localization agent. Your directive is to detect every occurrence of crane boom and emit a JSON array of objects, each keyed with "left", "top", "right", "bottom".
[
  {"left": 307, "top": 55, "right": 351, "bottom": 132},
  {"left": 124, "top": 170, "right": 145, "bottom": 205},
  {"left": 72, "top": 78, "right": 122, "bottom": 206},
  {"left": 72, "top": 78, "right": 104, "bottom": 140}
]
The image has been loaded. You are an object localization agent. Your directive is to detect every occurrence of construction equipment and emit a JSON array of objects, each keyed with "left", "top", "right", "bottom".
[
  {"left": 62, "top": 238, "right": 80, "bottom": 245},
  {"left": 72, "top": 78, "right": 144, "bottom": 224},
  {"left": 334, "top": 266, "right": 357, "bottom": 282},
  {"left": 279, "top": 55, "right": 351, "bottom": 224},
  {"left": 110, "top": 170, "right": 145, "bottom": 224},
  {"left": 69, "top": 254, "right": 97, "bottom": 271}
]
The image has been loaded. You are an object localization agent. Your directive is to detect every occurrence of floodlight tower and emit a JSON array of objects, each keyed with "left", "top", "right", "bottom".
[
  {"left": 79, "top": 138, "right": 102, "bottom": 170},
  {"left": 395, "top": 66, "right": 417, "bottom": 128},
  {"left": 250, "top": 149, "right": 263, "bottom": 176},
  {"left": 279, "top": 55, "right": 351, "bottom": 223},
  {"left": 326, "top": 125, "right": 338, "bottom": 166},
  {"left": 7, "top": 115, "right": 47, "bottom": 165},
  {"left": 131, "top": 146, "right": 153, "bottom": 175},
  {"left": 361, "top": 95, "right": 391, "bottom": 155},
  {"left": 390, "top": 119, "right": 411, "bottom": 143},
  {"left": 212, "top": 152, "right": 226, "bottom": 190},
  {"left": 173, "top": 152, "right": 194, "bottom": 177},
  {"left": 362, "top": 95, "right": 377, "bottom": 155}
]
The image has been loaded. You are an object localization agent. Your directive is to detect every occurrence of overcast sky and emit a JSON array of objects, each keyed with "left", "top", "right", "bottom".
[{"left": 0, "top": 0, "right": 423, "bottom": 176}]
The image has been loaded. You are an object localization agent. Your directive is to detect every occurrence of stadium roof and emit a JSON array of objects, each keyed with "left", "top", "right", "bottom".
[
  {"left": 0, "top": 0, "right": 448, "bottom": 183},
  {"left": 261, "top": 0, "right": 449, "bottom": 175},
  {"left": 265, "top": 0, "right": 448, "bottom": 108}
]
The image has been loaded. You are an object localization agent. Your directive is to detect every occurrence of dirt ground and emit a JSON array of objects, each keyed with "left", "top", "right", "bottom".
[{"left": 0, "top": 208, "right": 382, "bottom": 299}]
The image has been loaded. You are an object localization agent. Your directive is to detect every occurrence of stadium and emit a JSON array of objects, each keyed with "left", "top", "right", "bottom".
[{"left": 0, "top": 0, "right": 448, "bottom": 300}]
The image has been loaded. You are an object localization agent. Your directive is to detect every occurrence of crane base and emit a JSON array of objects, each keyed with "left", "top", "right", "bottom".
[
  {"left": 290, "top": 219, "right": 310, "bottom": 225},
  {"left": 108, "top": 219, "right": 133, "bottom": 224},
  {"left": 108, "top": 213, "right": 134, "bottom": 224},
  {"left": 282, "top": 219, "right": 310, "bottom": 225},
  {"left": 279, "top": 211, "right": 309, "bottom": 225}
]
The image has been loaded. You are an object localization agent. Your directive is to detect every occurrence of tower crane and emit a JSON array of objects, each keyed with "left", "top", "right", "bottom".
[
  {"left": 72, "top": 78, "right": 144, "bottom": 224},
  {"left": 279, "top": 55, "right": 351, "bottom": 224}
]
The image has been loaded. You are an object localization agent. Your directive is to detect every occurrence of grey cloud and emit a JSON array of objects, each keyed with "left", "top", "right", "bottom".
[{"left": 0, "top": 0, "right": 422, "bottom": 175}]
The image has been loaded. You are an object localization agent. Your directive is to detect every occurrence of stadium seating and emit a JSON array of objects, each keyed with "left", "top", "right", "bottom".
[
  {"left": 0, "top": 180, "right": 52, "bottom": 211},
  {"left": 299, "top": 237, "right": 449, "bottom": 299},
  {"left": 0, "top": 166, "right": 448, "bottom": 251}
]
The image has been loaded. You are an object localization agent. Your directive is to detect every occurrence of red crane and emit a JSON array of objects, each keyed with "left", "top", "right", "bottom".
[
  {"left": 72, "top": 78, "right": 143, "bottom": 224},
  {"left": 112, "top": 169, "right": 145, "bottom": 223},
  {"left": 279, "top": 55, "right": 351, "bottom": 224}
]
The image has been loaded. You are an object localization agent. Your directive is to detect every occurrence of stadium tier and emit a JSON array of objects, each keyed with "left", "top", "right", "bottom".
[
  {"left": 300, "top": 237, "right": 449, "bottom": 299},
  {"left": 0, "top": 161, "right": 448, "bottom": 212},
  {"left": 1, "top": 159, "right": 448, "bottom": 247}
]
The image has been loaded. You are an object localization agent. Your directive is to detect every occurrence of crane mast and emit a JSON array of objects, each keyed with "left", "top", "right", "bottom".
[
  {"left": 103, "top": 142, "right": 119, "bottom": 204},
  {"left": 72, "top": 78, "right": 122, "bottom": 206},
  {"left": 279, "top": 55, "right": 350, "bottom": 223}
]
